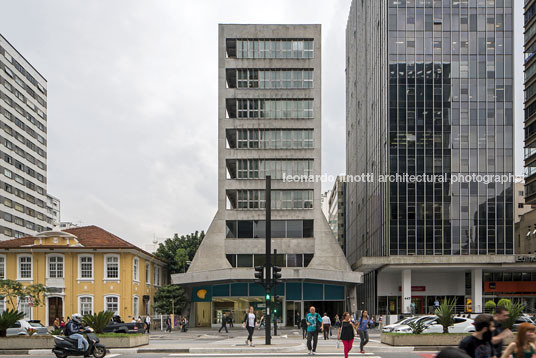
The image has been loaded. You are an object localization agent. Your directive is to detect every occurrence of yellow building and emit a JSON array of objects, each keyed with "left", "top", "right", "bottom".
[{"left": 0, "top": 225, "right": 167, "bottom": 326}]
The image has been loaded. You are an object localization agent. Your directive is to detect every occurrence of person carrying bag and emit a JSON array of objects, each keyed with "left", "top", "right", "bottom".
[{"left": 338, "top": 312, "right": 357, "bottom": 358}]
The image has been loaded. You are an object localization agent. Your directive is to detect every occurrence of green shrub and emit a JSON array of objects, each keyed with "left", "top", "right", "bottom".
[
  {"left": 49, "top": 328, "right": 63, "bottom": 335},
  {"left": 0, "top": 309, "right": 24, "bottom": 337},
  {"left": 82, "top": 311, "right": 115, "bottom": 334},
  {"left": 436, "top": 298, "right": 457, "bottom": 333},
  {"left": 485, "top": 300, "right": 496, "bottom": 312},
  {"left": 408, "top": 320, "right": 426, "bottom": 334},
  {"left": 497, "top": 299, "right": 512, "bottom": 308}
]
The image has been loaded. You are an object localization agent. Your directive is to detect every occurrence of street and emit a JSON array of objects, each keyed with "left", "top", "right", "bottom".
[{"left": 4, "top": 330, "right": 440, "bottom": 358}]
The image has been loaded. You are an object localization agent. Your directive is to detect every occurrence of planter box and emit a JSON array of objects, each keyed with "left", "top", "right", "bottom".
[
  {"left": 0, "top": 334, "right": 149, "bottom": 350},
  {"left": 381, "top": 333, "right": 471, "bottom": 346}
]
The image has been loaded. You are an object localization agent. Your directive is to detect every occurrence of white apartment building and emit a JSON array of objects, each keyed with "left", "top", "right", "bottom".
[{"left": 0, "top": 34, "right": 51, "bottom": 239}]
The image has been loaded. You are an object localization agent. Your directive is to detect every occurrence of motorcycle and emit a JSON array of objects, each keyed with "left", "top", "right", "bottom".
[{"left": 52, "top": 327, "right": 106, "bottom": 358}]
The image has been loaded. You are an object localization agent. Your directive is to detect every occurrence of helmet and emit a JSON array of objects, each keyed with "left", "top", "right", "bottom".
[{"left": 72, "top": 313, "right": 82, "bottom": 323}]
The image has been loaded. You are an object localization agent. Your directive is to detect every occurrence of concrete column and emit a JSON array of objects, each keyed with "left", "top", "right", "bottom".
[
  {"left": 471, "top": 269, "right": 483, "bottom": 313},
  {"left": 401, "top": 269, "right": 412, "bottom": 314}
]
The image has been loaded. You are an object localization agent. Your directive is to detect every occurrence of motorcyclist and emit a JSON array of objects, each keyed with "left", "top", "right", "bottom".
[{"left": 65, "top": 313, "right": 89, "bottom": 355}]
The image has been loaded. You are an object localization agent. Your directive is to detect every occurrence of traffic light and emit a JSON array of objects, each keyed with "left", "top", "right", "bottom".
[
  {"left": 255, "top": 265, "right": 265, "bottom": 286},
  {"left": 265, "top": 292, "right": 271, "bottom": 300},
  {"left": 272, "top": 265, "right": 282, "bottom": 287}
]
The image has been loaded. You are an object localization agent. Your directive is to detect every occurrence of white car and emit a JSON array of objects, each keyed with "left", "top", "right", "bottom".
[
  {"left": 423, "top": 317, "right": 475, "bottom": 333},
  {"left": 382, "top": 316, "right": 417, "bottom": 333},
  {"left": 392, "top": 316, "right": 436, "bottom": 333}
]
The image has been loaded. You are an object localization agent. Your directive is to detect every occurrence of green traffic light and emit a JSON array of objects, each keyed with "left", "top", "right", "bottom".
[{"left": 265, "top": 293, "right": 271, "bottom": 300}]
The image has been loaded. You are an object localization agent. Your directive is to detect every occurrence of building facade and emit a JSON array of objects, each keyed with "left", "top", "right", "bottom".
[
  {"left": 328, "top": 177, "right": 346, "bottom": 253},
  {"left": 347, "top": 0, "right": 515, "bottom": 315},
  {"left": 0, "top": 34, "right": 51, "bottom": 240},
  {"left": 172, "top": 24, "right": 361, "bottom": 327},
  {"left": 525, "top": 0, "right": 536, "bottom": 203},
  {"left": 0, "top": 226, "right": 167, "bottom": 326},
  {"left": 46, "top": 194, "right": 60, "bottom": 227}
]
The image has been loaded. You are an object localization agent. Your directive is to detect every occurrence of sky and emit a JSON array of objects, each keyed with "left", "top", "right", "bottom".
[{"left": 0, "top": 0, "right": 524, "bottom": 248}]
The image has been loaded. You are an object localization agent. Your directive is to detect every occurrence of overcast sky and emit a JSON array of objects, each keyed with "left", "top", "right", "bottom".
[{"left": 0, "top": 0, "right": 524, "bottom": 248}]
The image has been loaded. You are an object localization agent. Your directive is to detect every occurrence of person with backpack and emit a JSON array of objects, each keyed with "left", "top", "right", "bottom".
[
  {"left": 242, "top": 306, "right": 257, "bottom": 347},
  {"left": 459, "top": 314, "right": 495, "bottom": 358},
  {"left": 338, "top": 312, "right": 358, "bottom": 358},
  {"left": 65, "top": 314, "right": 88, "bottom": 354},
  {"left": 357, "top": 310, "right": 373, "bottom": 353},
  {"left": 306, "top": 306, "right": 323, "bottom": 355},
  {"left": 166, "top": 316, "right": 172, "bottom": 332}
]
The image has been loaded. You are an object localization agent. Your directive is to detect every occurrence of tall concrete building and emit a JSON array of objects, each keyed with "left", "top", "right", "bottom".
[
  {"left": 172, "top": 24, "right": 361, "bottom": 327},
  {"left": 328, "top": 176, "right": 346, "bottom": 253},
  {"left": 0, "top": 34, "right": 50, "bottom": 240},
  {"left": 347, "top": 0, "right": 519, "bottom": 315},
  {"left": 525, "top": 0, "right": 536, "bottom": 203}
]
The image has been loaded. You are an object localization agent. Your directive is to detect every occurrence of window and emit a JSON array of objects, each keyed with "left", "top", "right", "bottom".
[
  {"left": 18, "top": 255, "right": 32, "bottom": 279},
  {"left": 18, "top": 297, "right": 31, "bottom": 319},
  {"left": 79, "top": 255, "right": 93, "bottom": 279},
  {"left": 145, "top": 263, "right": 150, "bottom": 284},
  {"left": 48, "top": 255, "right": 64, "bottom": 278},
  {"left": 154, "top": 266, "right": 161, "bottom": 286},
  {"left": 0, "top": 256, "right": 5, "bottom": 279},
  {"left": 133, "top": 296, "right": 139, "bottom": 318},
  {"left": 133, "top": 258, "right": 139, "bottom": 281},
  {"left": 79, "top": 296, "right": 93, "bottom": 316},
  {"left": 105, "top": 255, "right": 120, "bottom": 279},
  {"left": 105, "top": 296, "right": 119, "bottom": 315}
]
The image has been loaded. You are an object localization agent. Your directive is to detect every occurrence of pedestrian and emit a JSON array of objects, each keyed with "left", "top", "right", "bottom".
[
  {"left": 410, "top": 302, "right": 416, "bottom": 314},
  {"left": 301, "top": 316, "right": 307, "bottom": 339},
  {"left": 219, "top": 312, "right": 229, "bottom": 333},
  {"left": 378, "top": 315, "right": 383, "bottom": 330},
  {"left": 322, "top": 313, "right": 331, "bottom": 340},
  {"left": 166, "top": 316, "right": 172, "bottom": 332},
  {"left": 228, "top": 313, "right": 234, "bottom": 328},
  {"left": 60, "top": 317, "right": 66, "bottom": 329},
  {"left": 53, "top": 317, "right": 60, "bottom": 330},
  {"left": 436, "top": 347, "right": 471, "bottom": 358},
  {"left": 500, "top": 322, "right": 536, "bottom": 358},
  {"left": 357, "top": 310, "right": 373, "bottom": 354},
  {"left": 259, "top": 315, "right": 265, "bottom": 328},
  {"left": 296, "top": 312, "right": 301, "bottom": 328},
  {"left": 242, "top": 306, "right": 257, "bottom": 347},
  {"left": 306, "top": 306, "right": 323, "bottom": 355},
  {"left": 459, "top": 314, "right": 494, "bottom": 358},
  {"left": 181, "top": 316, "right": 188, "bottom": 332},
  {"left": 434, "top": 298, "right": 440, "bottom": 311},
  {"left": 338, "top": 312, "right": 357, "bottom": 358},
  {"left": 145, "top": 315, "right": 151, "bottom": 334},
  {"left": 492, "top": 306, "right": 513, "bottom": 358}
]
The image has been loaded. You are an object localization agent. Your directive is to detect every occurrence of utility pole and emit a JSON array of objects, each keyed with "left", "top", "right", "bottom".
[
  {"left": 265, "top": 175, "right": 272, "bottom": 345},
  {"left": 273, "top": 248, "right": 278, "bottom": 337}
]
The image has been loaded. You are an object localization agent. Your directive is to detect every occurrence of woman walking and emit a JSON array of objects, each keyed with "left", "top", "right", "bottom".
[
  {"left": 501, "top": 322, "right": 536, "bottom": 358},
  {"left": 242, "top": 306, "right": 257, "bottom": 347},
  {"left": 357, "top": 310, "right": 373, "bottom": 353},
  {"left": 337, "top": 312, "right": 357, "bottom": 358}
]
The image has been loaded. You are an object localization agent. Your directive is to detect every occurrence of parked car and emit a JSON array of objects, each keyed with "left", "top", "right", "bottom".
[
  {"left": 513, "top": 315, "right": 535, "bottom": 331},
  {"left": 423, "top": 317, "right": 475, "bottom": 333},
  {"left": 7, "top": 319, "right": 49, "bottom": 336},
  {"left": 382, "top": 316, "right": 416, "bottom": 333},
  {"left": 392, "top": 315, "right": 436, "bottom": 333},
  {"left": 103, "top": 315, "right": 145, "bottom": 334}
]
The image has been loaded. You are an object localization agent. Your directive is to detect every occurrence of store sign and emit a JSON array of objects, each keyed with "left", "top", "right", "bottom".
[
  {"left": 515, "top": 255, "right": 536, "bottom": 263},
  {"left": 398, "top": 286, "right": 426, "bottom": 292}
]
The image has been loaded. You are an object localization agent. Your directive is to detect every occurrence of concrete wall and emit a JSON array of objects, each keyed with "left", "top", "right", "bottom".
[{"left": 377, "top": 270, "right": 465, "bottom": 296}]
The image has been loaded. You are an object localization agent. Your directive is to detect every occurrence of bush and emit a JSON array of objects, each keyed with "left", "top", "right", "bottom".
[
  {"left": 408, "top": 320, "right": 426, "bottom": 334},
  {"left": 49, "top": 328, "right": 63, "bottom": 335},
  {"left": 485, "top": 300, "right": 496, "bottom": 311},
  {"left": 503, "top": 301, "right": 525, "bottom": 330},
  {"left": 497, "top": 298, "right": 512, "bottom": 308},
  {"left": 436, "top": 298, "right": 457, "bottom": 333},
  {"left": 82, "top": 311, "right": 115, "bottom": 334},
  {"left": 0, "top": 309, "right": 24, "bottom": 337}
]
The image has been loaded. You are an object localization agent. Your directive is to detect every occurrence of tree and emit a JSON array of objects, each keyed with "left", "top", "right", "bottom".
[
  {"left": 154, "top": 285, "right": 187, "bottom": 315},
  {"left": 485, "top": 300, "right": 497, "bottom": 313},
  {"left": 82, "top": 311, "right": 115, "bottom": 333},
  {"left": 155, "top": 231, "right": 205, "bottom": 274},
  {"left": 0, "top": 280, "right": 48, "bottom": 309}
]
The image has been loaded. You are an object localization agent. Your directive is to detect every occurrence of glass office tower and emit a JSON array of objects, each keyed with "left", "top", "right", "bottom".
[{"left": 346, "top": 0, "right": 514, "bottom": 265}]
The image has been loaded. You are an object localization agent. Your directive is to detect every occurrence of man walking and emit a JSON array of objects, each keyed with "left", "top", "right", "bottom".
[
  {"left": 322, "top": 313, "right": 331, "bottom": 340},
  {"left": 306, "top": 306, "right": 322, "bottom": 355},
  {"left": 491, "top": 306, "right": 513, "bottom": 358},
  {"left": 219, "top": 312, "right": 229, "bottom": 333},
  {"left": 459, "top": 314, "right": 494, "bottom": 358},
  {"left": 166, "top": 315, "right": 172, "bottom": 332},
  {"left": 145, "top": 315, "right": 151, "bottom": 334}
]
